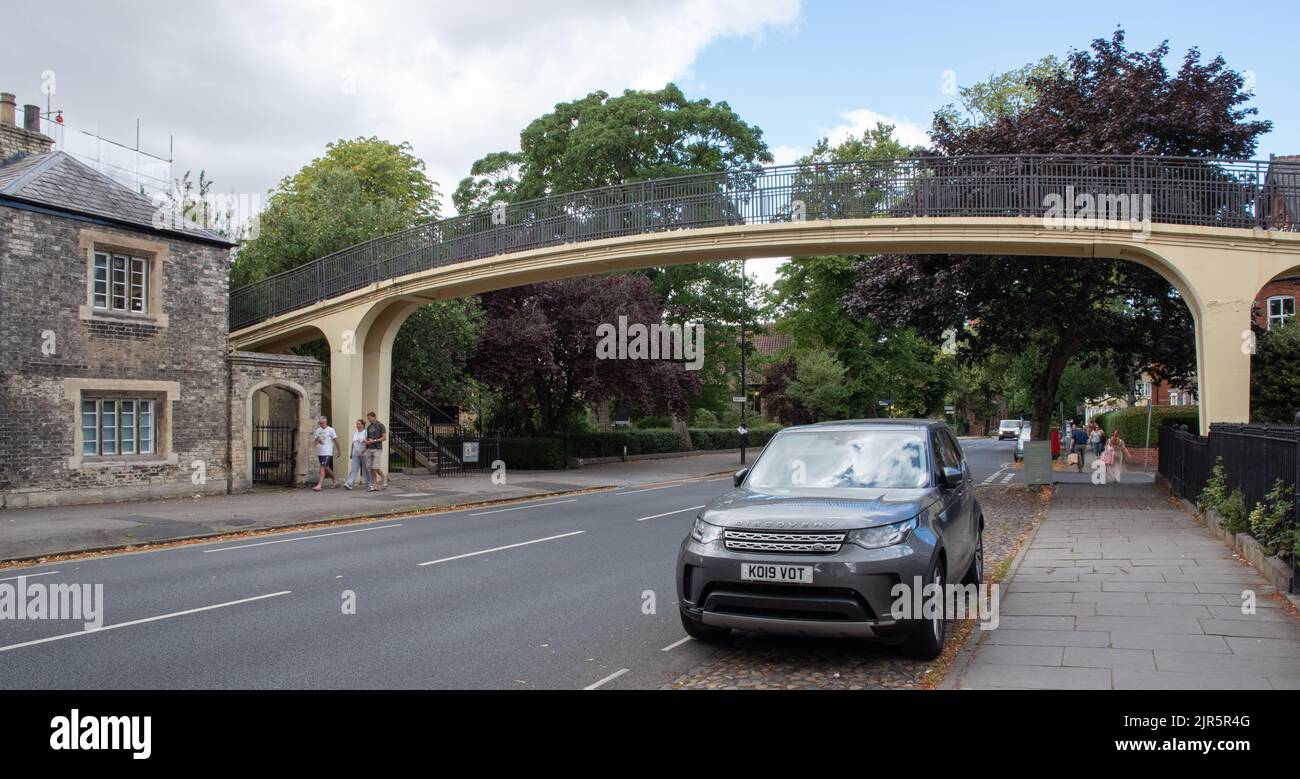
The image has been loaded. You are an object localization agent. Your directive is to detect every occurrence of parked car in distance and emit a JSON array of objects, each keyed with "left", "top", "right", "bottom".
[
  {"left": 676, "top": 419, "right": 984, "bottom": 659},
  {"left": 997, "top": 419, "right": 1023, "bottom": 440},
  {"left": 1013, "top": 425, "right": 1031, "bottom": 462}
]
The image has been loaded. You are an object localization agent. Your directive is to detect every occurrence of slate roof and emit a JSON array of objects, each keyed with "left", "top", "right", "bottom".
[{"left": 0, "top": 150, "right": 233, "bottom": 245}]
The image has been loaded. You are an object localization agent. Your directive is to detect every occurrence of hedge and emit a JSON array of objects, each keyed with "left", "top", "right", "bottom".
[
  {"left": 497, "top": 437, "right": 566, "bottom": 469},
  {"left": 689, "top": 427, "right": 778, "bottom": 450},
  {"left": 567, "top": 430, "right": 682, "bottom": 457},
  {"left": 1094, "top": 406, "right": 1199, "bottom": 444}
]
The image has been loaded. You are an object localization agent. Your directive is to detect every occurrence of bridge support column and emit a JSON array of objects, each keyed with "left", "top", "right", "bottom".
[
  {"left": 1171, "top": 245, "right": 1289, "bottom": 435},
  {"left": 313, "top": 308, "right": 371, "bottom": 437}
]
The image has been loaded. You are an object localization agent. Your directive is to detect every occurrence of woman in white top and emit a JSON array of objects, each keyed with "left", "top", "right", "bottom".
[{"left": 344, "top": 419, "right": 372, "bottom": 490}]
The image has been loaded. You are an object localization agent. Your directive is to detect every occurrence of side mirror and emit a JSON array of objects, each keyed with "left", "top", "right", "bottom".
[
  {"left": 733, "top": 468, "right": 750, "bottom": 488},
  {"left": 941, "top": 466, "right": 963, "bottom": 488}
]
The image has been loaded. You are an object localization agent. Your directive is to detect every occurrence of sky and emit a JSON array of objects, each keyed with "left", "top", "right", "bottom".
[{"left": 4, "top": 0, "right": 1298, "bottom": 284}]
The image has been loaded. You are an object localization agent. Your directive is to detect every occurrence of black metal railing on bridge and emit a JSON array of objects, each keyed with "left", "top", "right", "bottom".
[
  {"left": 1159, "top": 423, "right": 1299, "bottom": 592},
  {"left": 229, "top": 154, "right": 1300, "bottom": 329}
]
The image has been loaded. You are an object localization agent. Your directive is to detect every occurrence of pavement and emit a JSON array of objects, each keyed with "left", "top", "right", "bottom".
[
  {"left": 948, "top": 481, "right": 1300, "bottom": 690},
  {"left": 959, "top": 436, "right": 1155, "bottom": 487},
  {"left": 0, "top": 450, "right": 749, "bottom": 562}
]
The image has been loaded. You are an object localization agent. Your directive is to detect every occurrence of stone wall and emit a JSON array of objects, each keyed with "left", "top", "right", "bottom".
[
  {"left": 0, "top": 206, "right": 232, "bottom": 508},
  {"left": 229, "top": 351, "right": 323, "bottom": 491}
]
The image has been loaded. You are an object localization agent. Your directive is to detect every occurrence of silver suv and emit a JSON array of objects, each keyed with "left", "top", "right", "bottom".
[{"left": 676, "top": 419, "right": 983, "bottom": 658}]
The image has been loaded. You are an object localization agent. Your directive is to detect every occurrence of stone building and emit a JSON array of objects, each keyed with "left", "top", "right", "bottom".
[{"left": 0, "top": 91, "right": 321, "bottom": 508}]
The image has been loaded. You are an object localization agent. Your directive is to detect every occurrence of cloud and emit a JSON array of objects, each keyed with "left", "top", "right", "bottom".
[
  {"left": 776, "top": 107, "right": 933, "bottom": 163},
  {"left": 827, "top": 108, "right": 931, "bottom": 149},
  {"left": 2, "top": 0, "right": 801, "bottom": 214}
]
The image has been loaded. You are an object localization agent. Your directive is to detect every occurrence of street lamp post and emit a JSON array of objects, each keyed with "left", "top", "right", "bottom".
[{"left": 739, "top": 259, "right": 748, "bottom": 465}]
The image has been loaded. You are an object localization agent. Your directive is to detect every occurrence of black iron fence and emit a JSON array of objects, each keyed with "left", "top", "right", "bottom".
[
  {"left": 251, "top": 421, "right": 297, "bottom": 485},
  {"left": 230, "top": 154, "right": 1300, "bottom": 329},
  {"left": 1159, "top": 423, "right": 1298, "bottom": 591}
]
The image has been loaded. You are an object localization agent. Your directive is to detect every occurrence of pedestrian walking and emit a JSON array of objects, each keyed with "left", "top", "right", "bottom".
[
  {"left": 312, "top": 415, "right": 339, "bottom": 491},
  {"left": 364, "top": 411, "right": 388, "bottom": 490},
  {"left": 1089, "top": 422, "right": 1104, "bottom": 458},
  {"left": 1100, "top": 429, "right": 1133, "bottom": 483},
  {"left": 343, "top": 418, "right": 371, "bottom": 490},
  {"left": 1069, "top": 421, "right": 1088, "bottom": 472}
]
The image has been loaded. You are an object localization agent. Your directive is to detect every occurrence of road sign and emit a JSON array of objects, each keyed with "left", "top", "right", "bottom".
[
  {"left": 732, "top": 396, "right": 747, "bottom": 403},
  {"left": 944, "top": 405, "right": 956, "bottom": 414}
]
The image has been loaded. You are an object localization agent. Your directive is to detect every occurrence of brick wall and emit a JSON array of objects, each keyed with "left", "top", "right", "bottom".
[
  {"left": 0, "top": 206, "right": 233, "bottom": 508},
  {"left": 1254, "top": 277, "right": 1300, "bottom": 329}
]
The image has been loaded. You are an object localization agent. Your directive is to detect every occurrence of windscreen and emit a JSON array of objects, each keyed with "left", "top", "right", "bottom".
[{"left": 746, "top": 430, "right": 931, "bottom": 491}]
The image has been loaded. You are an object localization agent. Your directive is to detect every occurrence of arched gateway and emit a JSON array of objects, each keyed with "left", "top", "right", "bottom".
[{"left": 229, "top": 155, "right": 1300, "bottom": 450}]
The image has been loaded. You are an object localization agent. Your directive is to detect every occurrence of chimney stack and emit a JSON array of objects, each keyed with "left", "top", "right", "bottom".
[{"left": 0, "top": 90, "right": 54, "bottom": 161}]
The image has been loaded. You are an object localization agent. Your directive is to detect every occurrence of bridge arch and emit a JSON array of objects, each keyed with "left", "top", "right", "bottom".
[{"left": 229, "top": 155, "right": 1300, "bottom": 439}]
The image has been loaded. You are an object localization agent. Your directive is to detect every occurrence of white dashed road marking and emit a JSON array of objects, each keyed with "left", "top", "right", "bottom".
[
  {"left": 0, "top": 591, "right": 293, "bottom": 653},
  {"left": 635, "top": 505, "right": 706, "bottom": 522},
  {"left": 417, "top": 530, "right": 586, "bottom": 566},
  {"left": 469, "top": 499, "right": 577, "bottom": 516},
  {"left": 584, "top": 668, "right": 630, "bottom": 689}
]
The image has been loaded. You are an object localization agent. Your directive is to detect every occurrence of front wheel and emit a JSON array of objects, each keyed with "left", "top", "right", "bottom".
[
  {"left": 902, "top": 558, "right": 947, "bottom": 659},
  {"left": 680, "top": 611, "right": 731, "bottom": 642}
]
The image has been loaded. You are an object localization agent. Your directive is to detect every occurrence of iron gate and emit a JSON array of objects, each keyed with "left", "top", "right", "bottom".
[{"left": 252, "top": 422, "right": 297, "bottom": 485}]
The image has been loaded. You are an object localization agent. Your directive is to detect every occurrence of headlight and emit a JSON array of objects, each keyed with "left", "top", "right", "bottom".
[
  {"left": 691, "top": 517, "right": 723, "bottom": 544},
  {"left": 847, "top": 518, "right": 917, "bottom": 549}
]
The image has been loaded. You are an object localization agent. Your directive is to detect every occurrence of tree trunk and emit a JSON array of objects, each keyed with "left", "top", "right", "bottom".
[{"left": 1031, "top": 341, "right": 1076, "bottom": 439}]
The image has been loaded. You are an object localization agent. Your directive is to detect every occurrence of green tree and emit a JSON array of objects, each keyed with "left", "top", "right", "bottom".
[
  {"left": 455, "top": 84, "right": 773, "bottom": 423},
  {"left": 785, "top": 349, "right": 853, "bottom": 421},
  {"left": 765, "top": 126, "right": 951, "bottom": 420},
  {"left": 453, "top": 83, "right": 771, "bottom": 209},
  {"left": 935, "top": 56, "right": 1063, "bottom": 129},
  {"left": 846, "top": 31, "right": 1268, "bottom": 437},
  {"left": 1251, "top": 321, "right": 1300, "bottom": 423},
  {"left": 230, "top": 138, "right": 479, "bottom": 403}
]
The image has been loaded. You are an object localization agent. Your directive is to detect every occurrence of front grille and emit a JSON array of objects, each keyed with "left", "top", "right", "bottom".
[{"left": 723, "top": 529, "right": 846, "bottom": 554}]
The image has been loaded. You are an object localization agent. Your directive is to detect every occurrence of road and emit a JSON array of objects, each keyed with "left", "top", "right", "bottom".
[
  {"left": 959, "top": 436, "right": 1023, "bottom": 486},
  {"left": 0, "top": 441, "right": 1016, "bottom": 690}
]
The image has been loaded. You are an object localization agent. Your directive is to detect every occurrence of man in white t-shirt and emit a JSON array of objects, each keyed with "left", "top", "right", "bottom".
[{"left": 312, "top": 415, "right": 339, "bottom": 491}]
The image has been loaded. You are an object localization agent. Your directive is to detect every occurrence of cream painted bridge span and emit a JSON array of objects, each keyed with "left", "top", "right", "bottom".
[{"left": 229, "top": 155, "right": 1300, "bottom": 444}]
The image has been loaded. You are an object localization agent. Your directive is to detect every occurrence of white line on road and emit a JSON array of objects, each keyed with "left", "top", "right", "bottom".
[
  {"left": 202, "top": 523, "right": 403, "bottom": 553},
  {"left": 615, "top": 484, "right": 678, "bottom": 496},
  {"left": 0, "top": 591, "right": 293, "bottom": 653},
  {"left": 660, "top": 636, "right": 692, "bottom": 652},
  {"left": 469, "top": 499, "right": 577, "bottom": 516},
  {"left": 417, "top": 530, "right": 586, "bottom": 566},
  {"left": 0, "top": 570, "right": 60, "bottom": 582},
  {"left": 1000, "top": 472, "right": 1015, "bottom": 484},
  {"left": 635, "top": 505, "right": 706, "bottom": 522},
  {"left": 583, "top": 668, "right": 630, "bottom": 690}
]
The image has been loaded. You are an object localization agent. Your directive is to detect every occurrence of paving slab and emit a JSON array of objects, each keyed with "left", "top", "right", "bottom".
[{"left": 951, "top": 481, "right": 1300, "bottom": 690}]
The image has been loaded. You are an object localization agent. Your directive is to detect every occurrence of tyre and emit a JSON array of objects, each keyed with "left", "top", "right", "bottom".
[
  {"left": 962, "top": 527, "right": 984, "bottom": 586},
  {"left": 902, "top": 557, "right": 947, "bottom": 659},
  {"left": 680, "top": 610, "right": 731, "bottom": 642}
]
